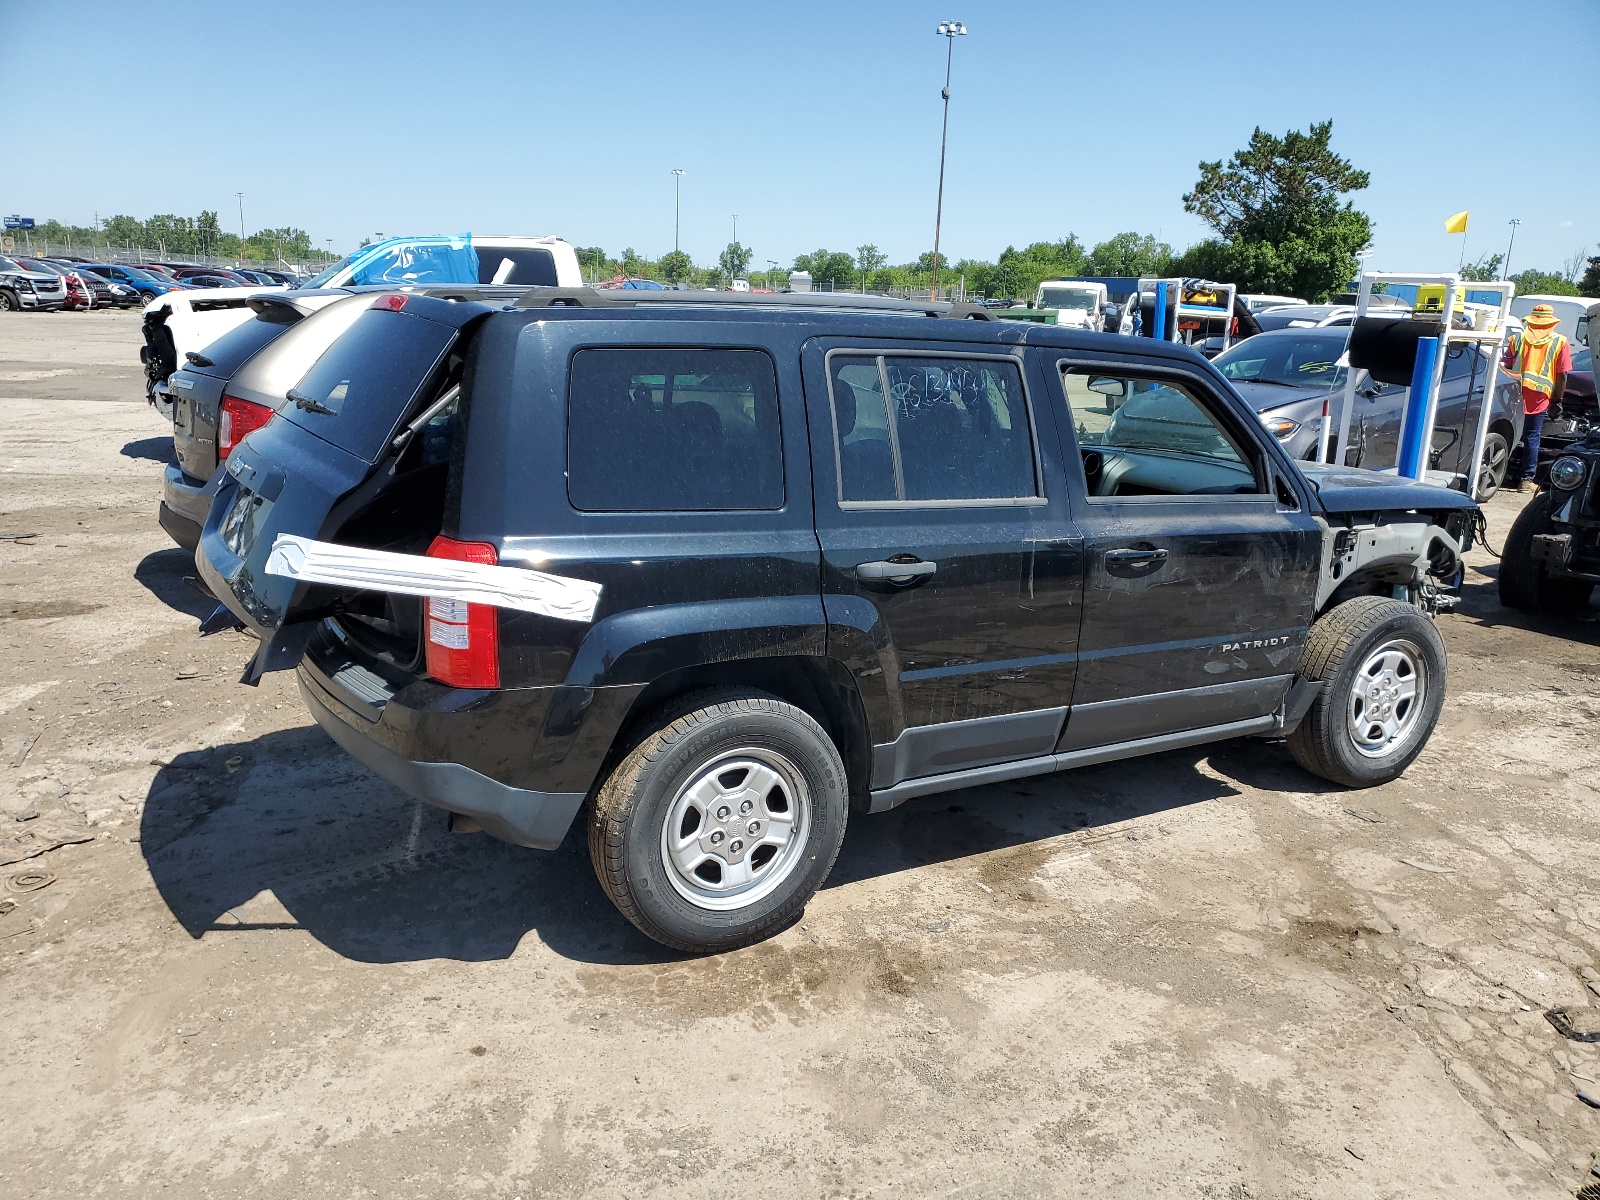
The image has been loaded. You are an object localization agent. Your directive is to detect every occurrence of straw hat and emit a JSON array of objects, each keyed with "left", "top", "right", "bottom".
[{"left": 1524, "top": 303, "right": 1561, "bottom": 330}]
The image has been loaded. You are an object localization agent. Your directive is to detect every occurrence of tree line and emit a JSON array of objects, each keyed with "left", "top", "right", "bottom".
[{"left": 18, "top": 212, "right": 329, "bottom": 265}]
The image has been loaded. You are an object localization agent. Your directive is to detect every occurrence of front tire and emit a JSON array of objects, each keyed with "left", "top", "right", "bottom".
[
  {"left": 1498, "top": 490, "right": 1595, "bottom": 614},
  {"left": 0, "top": 290, "right": 17, "bottom": 313},
  {"left": 1288, "top": 597, "right": 1447, "bottom": 788},
  {"left": 588, "top": 690, "right": 849, "bottom": 954}
]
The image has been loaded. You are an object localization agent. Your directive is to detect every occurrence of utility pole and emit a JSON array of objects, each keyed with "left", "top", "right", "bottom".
[
  {"left": 1504, "top": 218, "right": 1521, "bottom": 280},
  {"left": 672, "top": 169, "right": 686, "bottom": 253},
  {"left": 931, "top": 20, "right": 967, "bottom": 298},
  {"left": 235, "top": 192, "right": 245, "bottom": 261}
]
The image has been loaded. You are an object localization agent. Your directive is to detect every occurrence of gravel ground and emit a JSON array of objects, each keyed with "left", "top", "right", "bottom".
[{"left": 1, "top": 310, "right": 1598, "bottom": 1199}]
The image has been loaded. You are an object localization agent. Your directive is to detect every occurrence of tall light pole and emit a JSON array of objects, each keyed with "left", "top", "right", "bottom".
[
  {"left": 732, "top": 213, "right": 739, "bottom": 246},
  {"left": 672, "top": 169, "right": 686, "bottom": 253},
  {"left": 1504, "top": 218, "right": 1521, "bottom": 280},
  {"left": 235, "top": 192, "right": 245, "bottom": 260},
  {"left": 931, "top": 20, "right": 967, "bottom": 298}
]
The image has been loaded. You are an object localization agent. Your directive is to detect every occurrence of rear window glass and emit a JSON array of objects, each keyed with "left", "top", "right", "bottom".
[
  {"left": 567, "top": 348, "right": 783, "bottom": 512},
  {"left": 282, "top": 309, "right": 455, "bottom": 462},
  {"left": 191, "top": 314, "right": 299, "bottom": 377}
]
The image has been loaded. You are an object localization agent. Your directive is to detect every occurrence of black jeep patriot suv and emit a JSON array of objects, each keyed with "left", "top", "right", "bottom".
[{"left": 196, "top": 289, "right": 1478, "bottom": 952}]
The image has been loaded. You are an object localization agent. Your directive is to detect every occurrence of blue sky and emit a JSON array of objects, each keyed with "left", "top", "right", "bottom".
[{"left": 4, "top": 0, "right": 1596, "bottom": 277}]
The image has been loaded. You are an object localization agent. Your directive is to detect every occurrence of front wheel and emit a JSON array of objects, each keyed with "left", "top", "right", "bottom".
[
  {"left": 0, "top": 290, "right": 17, "bottom": 313},
  {"left": 1473, "top": 430, "right": 1510, "bottom": 501},
  {"left": 588, "top": 690, "right": 849, "bottom": 953},
  {"left": 1288, "top": 597, "right": 1447, "bottom": 788}
]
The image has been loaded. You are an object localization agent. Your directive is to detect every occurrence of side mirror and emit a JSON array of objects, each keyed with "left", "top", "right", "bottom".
[{"left": 1087, "top": 377, "right": 1127, "bottom": 398}]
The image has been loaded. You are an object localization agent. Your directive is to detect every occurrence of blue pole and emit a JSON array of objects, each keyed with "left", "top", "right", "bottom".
[
  {"left": 1151, "top": 282, "right": 1167, "bottom": 341},
  {"left": 1396, "top": 336, "right": 1439, "bottom": 480}
]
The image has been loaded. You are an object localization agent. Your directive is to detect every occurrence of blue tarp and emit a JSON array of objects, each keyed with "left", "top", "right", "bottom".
[{"left": 346, "top": 234, "right": 480, "bottom": 286}]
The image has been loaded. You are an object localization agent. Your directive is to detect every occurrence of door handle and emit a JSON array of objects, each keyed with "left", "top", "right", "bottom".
[
  {"left": 857, "top": 559, "right": 937, "bottom": 581},
  {"left": 1104, "top": 547, "right": 1168, "bottom": 565}
]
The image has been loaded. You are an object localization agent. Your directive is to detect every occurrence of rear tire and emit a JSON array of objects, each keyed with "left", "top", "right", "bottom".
[
  {"left": 588, "top": 689, "right": 849, "bottom": 954},
  {"left": 1498, "top": 491, "right": 1595, "bottom": 614},
  {"left": 1288, "top": 597, "right": 1447, "bottom": 788}
]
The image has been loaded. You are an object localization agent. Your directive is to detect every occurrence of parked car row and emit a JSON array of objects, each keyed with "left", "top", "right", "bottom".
[
  {"left": 148, "top": 280, "right": 1480, "bottom": 953},
  {"left": 0, "top": 253, "right": 313, "bottom": 313}
]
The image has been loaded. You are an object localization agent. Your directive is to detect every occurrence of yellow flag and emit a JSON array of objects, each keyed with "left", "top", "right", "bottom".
[{"left": 1444, "top": 210, "right": 1469, "bottom": 235}]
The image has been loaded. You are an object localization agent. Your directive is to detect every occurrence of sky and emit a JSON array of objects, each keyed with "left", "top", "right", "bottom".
[{"left": 3, "top": 0, "right": 1597, "bottom": 278}]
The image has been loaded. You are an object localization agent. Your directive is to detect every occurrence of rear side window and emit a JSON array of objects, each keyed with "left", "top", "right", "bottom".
[
  {"left": 827, "top": 354, "right": 1038, "bottom": 503},
  {"left": 567, "top": 348, "right": 783, "bottom": 512},
  {"left": 284, "top": 309, "right": 455, "bottom": 462},
  {"left": 477, "top": 248, "right": 557, "bottom": 286},
  {"left": 191, "top": 311, "right": 298, "bottom": 378}
]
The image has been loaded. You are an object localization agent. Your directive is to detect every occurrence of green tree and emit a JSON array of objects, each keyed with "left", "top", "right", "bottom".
[
  {"left": 1180, "top": 120, "right": 1372, "bottom": 301},
  {"left": 658, "top": 250, "right": 693, "bottom": 284},
  {"left": 1580, "top": 252, "right": 1600, "bottom": 298},
  {"left": 994, "top": 237, "right": 1087, "bottom": 301},
  {"left": 619, "top": 247, "right": 650, "bottom": 278},
  {"left": 1087, "top": 232, "right": 1173, "bottom": 278},
  {"left": 856, "top": 244, "right": 888, "bottom": 275},
  {"left": 915, "top": 250, "right": 950, "bottom": 275},
  {"left": 794, "top": 249, "right": 856, "bottom": 291},
  {"left": 1509, "top": 269, "right": 1580, "bottom": 297},
  {"left": 1460, "top": 253, "right": 1503, "bottom": 282},
  {"left": 718, "top": 241, "right": 752, "bottom": 281}
]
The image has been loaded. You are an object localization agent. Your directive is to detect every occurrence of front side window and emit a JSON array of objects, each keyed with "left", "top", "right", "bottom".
[
  {"left": 827, "top": 354, "right": 1037, "bottom": 503},
  {"left": 1061, "top": 366, "right": 1263, "bottom": 497},
  {"left": 567, "top": 348, "right": 783, "bottom": 512}
]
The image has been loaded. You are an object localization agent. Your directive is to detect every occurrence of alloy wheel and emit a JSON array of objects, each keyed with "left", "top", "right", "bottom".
[
  {"left": 1346, "top": 638, "right": 1426, "bottom": 758},
  {"left": 660, "top": 748, "right": 810, "bottom": 911}
]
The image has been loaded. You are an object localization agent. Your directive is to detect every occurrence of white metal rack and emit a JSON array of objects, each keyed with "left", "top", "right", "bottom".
[
  {"left": 1324, "top": 272, "right": 1516, "bottom": 492},
  {"left": 1139, "top": 278, "right": 1240, "bottom": 354}
]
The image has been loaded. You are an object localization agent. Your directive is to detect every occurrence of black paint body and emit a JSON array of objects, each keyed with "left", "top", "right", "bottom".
[{"left": 195, "top": 301, "right": 1476, "bottom": 846}]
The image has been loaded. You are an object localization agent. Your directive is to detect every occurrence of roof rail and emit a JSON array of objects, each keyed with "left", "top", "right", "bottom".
[{"left": 510, "top": 285, "right": 995, "bottom": 321}]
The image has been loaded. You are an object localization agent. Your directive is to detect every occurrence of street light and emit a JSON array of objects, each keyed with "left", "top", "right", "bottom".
[
  {"left": 672, "top": 169, "right": 686, "bottom": 253},
  {"left": 930, "top": 20, "right": 967, "bottom": 298},
  {"left": 235, "top": 192, "right": 245, "bottom": 261},
  {"left": 1504, "top": 218, "right": 1522, "bottom": 280}
]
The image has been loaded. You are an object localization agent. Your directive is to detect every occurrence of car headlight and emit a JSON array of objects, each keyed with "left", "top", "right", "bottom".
[
  {"left": 1549, "top": 455, "right": 1586, "bottom": 491},
  {"left": 1261, "top": 415, "right": 1301, "bottom": 440}
]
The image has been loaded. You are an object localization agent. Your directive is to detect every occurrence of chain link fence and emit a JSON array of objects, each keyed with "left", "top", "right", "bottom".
[{"left": 0, "top": 236, "right": 330, "bottom": 274}]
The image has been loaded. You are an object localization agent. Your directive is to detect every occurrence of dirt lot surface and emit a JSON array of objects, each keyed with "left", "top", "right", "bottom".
[{"left": 2, "top": 311, "right": 1599, "bottom": 1198}]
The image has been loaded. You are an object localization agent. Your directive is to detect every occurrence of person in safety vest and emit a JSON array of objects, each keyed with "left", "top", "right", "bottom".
[{"left": 1501, "top": 303, "right": 1571, "bottom": 492}]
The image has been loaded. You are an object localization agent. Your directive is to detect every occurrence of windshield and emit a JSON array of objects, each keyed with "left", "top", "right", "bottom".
[
  {"left": 1038, "top": 287, "right": 1097, "bottom": 311},
  {"left": 121, "top": 267, "right": 162, "bottom": 283},
  {"left": 1214, "top": 332, "right": 1348, "bottom": 390}
]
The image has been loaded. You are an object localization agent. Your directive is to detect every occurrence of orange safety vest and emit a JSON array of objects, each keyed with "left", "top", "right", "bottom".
[{"left": 1511, "top": 330, "right": 1568, "bottom": 399}]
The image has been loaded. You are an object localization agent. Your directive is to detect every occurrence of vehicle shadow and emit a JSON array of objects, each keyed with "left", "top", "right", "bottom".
[
  {"left": 141, "top": 725, "right": 1281, "bottom": 966},
  {"left": 828, "top": 741, "right": 1273, "bottom": 888},
  {"left": 121, "top": 435, "right": 174, "bottom": 464},
  {"left": 134, "top": 548, "right": 214, "bottom": 621},
  {"left": 1453, "top": 561, "right": 1600, "bottom": 646}
]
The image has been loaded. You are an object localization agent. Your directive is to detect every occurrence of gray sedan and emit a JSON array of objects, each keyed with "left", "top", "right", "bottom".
[{"left": 1209, "top": 327, "right": 1524, "bottom": 499}]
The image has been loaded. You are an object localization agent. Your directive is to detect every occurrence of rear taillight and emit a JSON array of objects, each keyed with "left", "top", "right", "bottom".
[
  {"left": 425, "top": 537, "right": 500, "bottom": 689},
  {"left": 217, "top": 394, "right": 273, "bottom": 460}
]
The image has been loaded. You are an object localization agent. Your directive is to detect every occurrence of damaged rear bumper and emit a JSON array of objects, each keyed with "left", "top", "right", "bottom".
[{"left": 298, "top": 664, "right": 586, "bottom": 851}]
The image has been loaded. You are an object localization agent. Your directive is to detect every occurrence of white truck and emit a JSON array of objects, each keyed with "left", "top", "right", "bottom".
[
  {"left": 1014, "top": 279, "right": 1109, "bottom": 331},
  {"left": 139, "top": 235, "right": 584, "bottom": 406}
]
